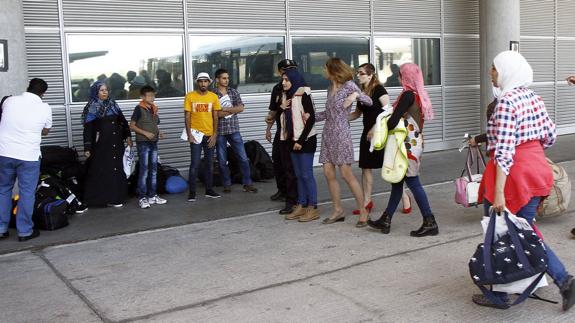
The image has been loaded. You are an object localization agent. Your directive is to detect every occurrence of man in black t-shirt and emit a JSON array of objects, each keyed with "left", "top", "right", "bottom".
[{"left": 265, "top": 59, "right": 299, "bottom": 214}]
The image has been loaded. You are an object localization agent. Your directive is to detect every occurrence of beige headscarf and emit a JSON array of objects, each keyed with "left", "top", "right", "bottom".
[{"left": 493, "top": 50, "right": 533, "bottom": 99}]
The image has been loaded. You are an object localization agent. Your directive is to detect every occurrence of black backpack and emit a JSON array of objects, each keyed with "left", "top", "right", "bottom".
[
  {"left": 244, "top": 140, "right": 274, "bottom": 181},
  {"left": 40, "top": 146, "right": 85, "bottom": 198},
  {"left": 198, "top": 157, "right": 222, "bottom": 187},
  {"left": 225, "top": 145, "right": 248, "bottom": 184},
  {"left": 41, "top": 145, "right": 79, "bottom": 166}
]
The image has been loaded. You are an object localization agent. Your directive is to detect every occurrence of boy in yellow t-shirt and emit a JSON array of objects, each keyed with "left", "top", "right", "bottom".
[{"left": 184, "top": 72, "right": 222, "bottom": 201}]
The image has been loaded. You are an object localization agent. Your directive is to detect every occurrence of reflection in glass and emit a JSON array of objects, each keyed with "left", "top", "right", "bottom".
[
  {"left": 67, "top": 34, "right": 185, "bottom": 102},
  {"left": 374, "top": 38, "right": 441, "bottom": 86},
  {"left": 292, "top": 37, "right": 370, "bottom": 90},
  {"left": 190, "top": 36, "right": 285, "bottom": 94}
]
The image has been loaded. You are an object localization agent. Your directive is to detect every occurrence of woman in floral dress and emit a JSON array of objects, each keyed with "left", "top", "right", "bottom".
[{"left": 316, "top": 58, "right": 372, "bottom": 227}]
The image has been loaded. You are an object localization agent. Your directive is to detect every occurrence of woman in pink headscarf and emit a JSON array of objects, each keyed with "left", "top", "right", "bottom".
[{"left": 367, "top": 63, "right": 438, "bottom": 237}]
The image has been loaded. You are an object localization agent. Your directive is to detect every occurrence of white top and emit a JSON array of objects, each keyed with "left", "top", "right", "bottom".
[{"left": 0, "top": 92, "right": 52, "bottom": 161}]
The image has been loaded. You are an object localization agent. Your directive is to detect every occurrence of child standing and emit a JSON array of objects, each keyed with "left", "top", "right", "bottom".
[{"left": 130, "top": 86, "right": 167, "bottom": 209}]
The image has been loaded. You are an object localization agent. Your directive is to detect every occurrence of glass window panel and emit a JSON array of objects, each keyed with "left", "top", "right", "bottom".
[
  {"left": 374, "top": 38, "right": 441, "bottom": 87},
  {"left": 190, "top": 36, "right": 285, "bottom": 94},
  {"left": 292, "top": 37, "right": 370, "bottom": 90},
  {"left": 67, "top": 34, "right": 185, "bottom": 102}
]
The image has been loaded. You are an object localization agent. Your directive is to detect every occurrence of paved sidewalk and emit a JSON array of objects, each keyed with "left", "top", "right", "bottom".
[
  {"left": 1, "top": 161, "right": 574, "bottom": 322},
  {"left": 2, "top": 134, "right": 575, "bottom": 255}
]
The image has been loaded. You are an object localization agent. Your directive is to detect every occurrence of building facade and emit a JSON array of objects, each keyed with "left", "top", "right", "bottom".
[{"left": 2, "top": 0, "right": 574, "bottom": 169}]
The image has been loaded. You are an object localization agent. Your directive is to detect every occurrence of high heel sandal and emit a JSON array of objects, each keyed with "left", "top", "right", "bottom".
[
  {"left": 402, "top": 195, "right": 412, "bottom": 214},
  {"left": 322, "top": 210, "right": 345, "bottom": 224},
  {"left": 356, "top": 209, "right": 369, "bottom": 228},
  {"left": 352, "top": 200, "right": 373, "bottom": 215}
]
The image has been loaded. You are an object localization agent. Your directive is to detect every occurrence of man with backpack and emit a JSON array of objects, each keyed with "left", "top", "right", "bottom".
[{"left": 0, "top": 78, "right": 52, "bottom": 241}]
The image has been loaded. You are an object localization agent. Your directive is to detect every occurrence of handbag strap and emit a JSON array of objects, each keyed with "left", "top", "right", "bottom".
[
  {"left": 461, "top": 147, "right": 474, "bottom": 181},
  {"left": 461, "top": 146, "right": 486, "bottom": 181},
  {"left": 470, "top": 145, "right": 486, "bottom": 174},
  {"left": 478, "top": 272, "right": 546, "bottom": 308},
  {"left": 482, "top": 211, "right": 497, "bottom": 280}
]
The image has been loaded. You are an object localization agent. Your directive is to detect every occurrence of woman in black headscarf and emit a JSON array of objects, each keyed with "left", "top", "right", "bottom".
[{"left": 82, "top": 81, "right": 132, "bottom": 207}]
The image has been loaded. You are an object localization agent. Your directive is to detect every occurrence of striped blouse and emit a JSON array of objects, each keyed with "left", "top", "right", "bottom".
[{"left": 486, "top": 87, "right": 556, "bottom": 175}]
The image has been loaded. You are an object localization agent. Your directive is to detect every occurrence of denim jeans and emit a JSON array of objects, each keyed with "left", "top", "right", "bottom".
[
  {"left": 290, "top": 152, "right": 317, "bottom": 207},
  {"left": 385, "top": 176, "right": 433, "bottom": 217},
  {"left": 483, "top": 197, "right": 569, "bottom": 302},
  {"left": 0, "top": 156, "right": 40, "bottom": 237},
  {"left": 137, "top": 141, "right": 158, "bottom": 199},
  {"left": 189, "top": 136, "right": 214, "bottom": 194},
  {"left": 216, "top": 132, "right": 252, "bottom": 187}
]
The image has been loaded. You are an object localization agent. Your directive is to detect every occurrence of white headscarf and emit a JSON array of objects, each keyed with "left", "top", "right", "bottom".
[
  {"left": 493, "top": 50, "right": 533, "bottom": 99},
  {"left": 492, "top": 85, "right": 501, "bottom": 99}
]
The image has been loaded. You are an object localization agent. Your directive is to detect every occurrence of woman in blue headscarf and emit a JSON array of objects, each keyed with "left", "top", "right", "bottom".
[
  {"left": 81, "top": 81, "right": 132, "bottom": 207},
  {"left": 280, "top": 69, "right": 319, "bottom": 222}
]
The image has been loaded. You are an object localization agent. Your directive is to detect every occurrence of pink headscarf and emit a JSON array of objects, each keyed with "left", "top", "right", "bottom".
[{"left": 392, "top": 63, "right": 434, "bottom": 121}]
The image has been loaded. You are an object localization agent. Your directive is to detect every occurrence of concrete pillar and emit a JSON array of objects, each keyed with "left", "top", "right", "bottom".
[
  {"left": 479, "top": 0, "right": 520, "bottom": 129},
  {"left": 0, "top": 0, "right": 28, "bottom": 98}
]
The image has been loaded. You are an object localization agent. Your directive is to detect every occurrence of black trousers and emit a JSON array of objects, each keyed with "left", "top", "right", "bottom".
[{"left": 272, "top": 132, "right": 297, "bottom": 206}]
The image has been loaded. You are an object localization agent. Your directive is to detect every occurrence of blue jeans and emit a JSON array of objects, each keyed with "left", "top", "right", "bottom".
[
  {"left": 216, "top": 132, "right": 252, "bottom": 186},
  {"left": 137, "top": 141, "right": 158, "bottom": 199},
  {"left": 0, "top": 156, "right": 40, "bottom": 237},
  {"left": 483, "top": 197, "right": 569, "bottom": 300},
  {"left": 385, "top": 176, "right": 433, "bottom": 217},
  {"left": 189, "top": 136, "right": 214, "bottom": 194},
  {"left": 290, "top": 152, "right": 317, "bottom": 207}
]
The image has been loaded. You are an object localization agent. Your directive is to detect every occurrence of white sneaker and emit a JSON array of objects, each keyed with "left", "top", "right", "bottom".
[
  {"left": 107, "top": 203, "right": 124, "bottom": 208},
  {"left": 148, "top": 195, "right": 167, "bottom": 205},
  {"left": 138, "top": 198, "right": 150, "bottom": 209}
]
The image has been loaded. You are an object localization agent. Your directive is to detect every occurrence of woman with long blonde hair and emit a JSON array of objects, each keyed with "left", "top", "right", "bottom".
[{"left": 316, "top": 58, "right": 372, "bottom": 227}]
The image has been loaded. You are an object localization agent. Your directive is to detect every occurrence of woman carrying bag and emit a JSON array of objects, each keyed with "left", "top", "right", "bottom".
[
  {"left": 367, "top": 63, "right": 438, "bottom": 237},
  {"left": 471, "top": 50, "right": 575, "bottom": 311}
]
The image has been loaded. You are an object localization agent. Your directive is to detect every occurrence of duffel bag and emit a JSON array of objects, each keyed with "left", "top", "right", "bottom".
[
  {"left": 469, "top": 209, "right": 548, "bottom": 308},
  {"left": 33, "top": 198, "right": 69, "bottom": 231},
  {"left": 537, "top": 158, "right": 571, "bottom": 219}
]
